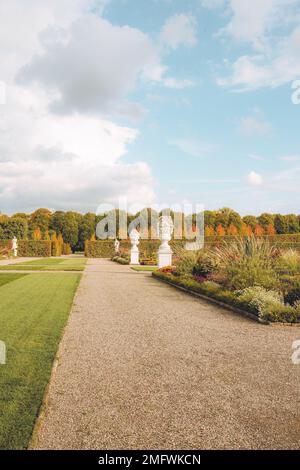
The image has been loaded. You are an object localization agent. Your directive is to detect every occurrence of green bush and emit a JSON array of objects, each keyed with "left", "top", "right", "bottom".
[
  {"left": 152, "top": 271, "right": 300, "bottom": 323},
  {"left": 214, "top": 236, "right": 278, "bottom": 290},
  {"left": 17, "top": 240, "right": 51, "bottom": 257},
  {"left": 116, "top": 257, "right": 129, "bottom": 265},
  {"left": 193, "top": 251, "right": 219, "bottom": 277},
  {"left": 276, "top": 249, "right": 300, "bottom": 275},
  {"left": 284, "top": 281, "right": 300, "bottom": 306}
]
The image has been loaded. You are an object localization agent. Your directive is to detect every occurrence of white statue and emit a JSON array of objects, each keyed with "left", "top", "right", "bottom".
[
  {"left": 129, "top": 229, "right": 140, "bottom": 265},
  {"left": 114, "top": 238, "right": 120, "bottom": 254},
  {"left": 12, "top": 236, "right": 18, "bottom": 257},
  {"left": 158, "top": 216, "right": 174, "bottom": 268}
]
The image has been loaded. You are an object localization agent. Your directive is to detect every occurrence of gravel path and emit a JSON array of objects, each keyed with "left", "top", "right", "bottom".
[{"left": 34, "top": 259, "right": 300, "bottom": 450}]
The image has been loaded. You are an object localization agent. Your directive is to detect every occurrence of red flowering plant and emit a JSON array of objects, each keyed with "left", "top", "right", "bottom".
[{"left": 159, "top": 266, "right": 175, "bottom": 274}]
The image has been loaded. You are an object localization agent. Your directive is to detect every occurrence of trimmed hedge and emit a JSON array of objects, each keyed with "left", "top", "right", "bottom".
[
  {"left": 17, "top": 240, "right": 51, "bottom": 257},
  {"left": 84, "top": 235, "right": 300, "bottom": 258},
  {"left": 0, "top": 240, "right": 11, "bottom": 250},
  {"left": 85, "top": 240, "right": 115, "bottom": 257}
]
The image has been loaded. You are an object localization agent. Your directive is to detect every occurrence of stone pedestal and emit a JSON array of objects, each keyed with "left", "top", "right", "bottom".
[
  {"left": 157, "top": 216, "right": 174, "bottom": 268},
  {"left": 129, "top": 229, "right": 140, "bottom": 265},
  {"left": 158, "top": 249, "right": 172, "bottom": 268},
  {"left": 130, "top": 247, "right": 139, "bottom": 265}
]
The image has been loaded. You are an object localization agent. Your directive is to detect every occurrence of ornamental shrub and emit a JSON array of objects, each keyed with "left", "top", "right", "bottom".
[{"left": 284, "top": 281, "right": 300, "bottom": 306}]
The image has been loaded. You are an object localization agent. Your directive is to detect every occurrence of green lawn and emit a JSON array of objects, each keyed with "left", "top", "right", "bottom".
[
  {"left": 0, "top": 273, "right": 28, "bottom": 288},
  {"left": 131, "top": 266, "right": 157, "bottom": 272},
  {"left": 0, "top": 258, "right": 86, "bottom": 271},
  {"left": 0, "top": 272, "right": 81, "bottom": 449}
]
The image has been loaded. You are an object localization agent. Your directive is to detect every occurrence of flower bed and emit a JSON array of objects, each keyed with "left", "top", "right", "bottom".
[{"left": 152, "top": 237, "right": 300, "bottom": 324}]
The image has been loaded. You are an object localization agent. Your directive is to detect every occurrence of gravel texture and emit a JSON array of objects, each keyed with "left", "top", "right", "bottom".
[{"left": 34, "top": 259, "right": 300, "bottom": 450}]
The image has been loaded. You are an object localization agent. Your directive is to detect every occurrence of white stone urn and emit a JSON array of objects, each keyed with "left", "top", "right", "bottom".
[
  {"left": 12, "top": 236, "right": 18, "bottom": 257},
  {"left": 129, "top": 229, "right": 140, "bottom": 265},
  {"left": 158, "top": 216, "right": 174, "bottom": 268}
]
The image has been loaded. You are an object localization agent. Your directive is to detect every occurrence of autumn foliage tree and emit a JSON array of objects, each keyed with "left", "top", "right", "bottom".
[
  {"left": 205, "top": 225, "right": 215, "bottom": 237},
  {"left": 216, "top": 224, "right": 226, "bottom": 236},
  {"left": 227, "top": 224, "right": 238, "bottom": 236},
  {"left": 241, "top": 223, "right": 252, "bottom": 236},
  {"left": 254, "top": 224, "right": 264, "bottom": 236},
  {"left": 32, "top": 228, "right": 42, "bottom": 240},
  {"left": 266, "top": 224, "right": 276, "bottom": 236}
]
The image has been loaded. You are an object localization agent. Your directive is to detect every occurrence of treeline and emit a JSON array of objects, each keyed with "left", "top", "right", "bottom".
[{"left": 0, "top": 207, "right": 300, "bottom": 251}]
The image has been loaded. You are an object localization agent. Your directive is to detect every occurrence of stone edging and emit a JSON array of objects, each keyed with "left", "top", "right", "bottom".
[{"left": 152, "top": 273, "right": 300, "bottom": 327}]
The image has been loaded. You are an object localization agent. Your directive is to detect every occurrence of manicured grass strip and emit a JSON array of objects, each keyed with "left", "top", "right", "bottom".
[
  {"left": 0, "top": 274, "right": 28, "bottom": 288},
  {"left": 0, "top": 273, "right": 81, "bottom": 449},
  {"left": 131, "top": 266, "right": 157, "bottom": 272},
  {"left": 0, "top": 258, "right": 86, "bottom": 272}
]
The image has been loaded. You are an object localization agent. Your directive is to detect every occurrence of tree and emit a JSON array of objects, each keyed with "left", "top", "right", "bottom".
[
  {"left": 50, "top": 211, "right": 66, "bottom": 235},
  {"left": 0, "top": 217, "right": 28, "bottom": 239},
  {"left": 61, "top": 212, "right": 79, "bottom": 248},
  {"left": 216, "top": 224, "right": 226, "bottom": 236},
  {"left": 258, "top": 213, "right": 275, "bottom": 229},
  {"left": 32, "top": 228, "right": 42, "bottom": 240},
  {"left": 12, "top": 212, "right": 28, "bottom": 221},
  {"left": 285, "top": 214, "right": 299, "bottom": 233},
  {"left": 205, "top": 225, "right": 214, "bottom": 237},
  {"left": 29, "top": 208, "right": 52, "bottom": 234},
  {"left": 254, "top": 224, "right": 264, "bottom": 236},
  {"left": 266, "top": 224, "right": 276, "bottom": 235},
  {"left": 227, "top": 224, "right": 238, "bottom": 236},
  {"left": 78, "top": 213, "right": 96, "bottom": 250},
  {"left": 274, "top": 214, "right": 287, "bottom": 234},
  {"left": 216, "top": 207, "right": 242, "bottom": 230},
  {"left": 241, "top": 223, "right": 252, "bottom": 236},
  {"left": 204, "top": 211, "right": 217, "bottom": 229},
  {"left": 243, "top": 216, "right": 257, "bottom": 231}
]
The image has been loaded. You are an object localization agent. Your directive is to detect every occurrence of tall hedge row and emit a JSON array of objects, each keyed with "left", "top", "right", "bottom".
[
  {"left": 17, "top": 241, "right": 51, "bottom": 257},
  {"left": 85, "top": 235, "right": 300, "bottom": 258}
]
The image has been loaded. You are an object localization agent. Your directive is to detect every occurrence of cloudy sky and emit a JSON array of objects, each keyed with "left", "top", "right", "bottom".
[{"left": 0, "top": 0, "right": 300, "bottom": 215}]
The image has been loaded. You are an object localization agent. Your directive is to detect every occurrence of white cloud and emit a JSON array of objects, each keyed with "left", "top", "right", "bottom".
[
  {"left": 160, "top": 14, "right": 197, "bottom": 49},
  {"left": 239, "top": 116, "right": 272, "bottom": 136},
  {"left": 249, "top": 154, "right": 265, "bottom": 161},
  {"left": 169, "top": 138, "right": 215, "bottom": 158},
  {"left": 163, "top": 78, "right": 195, "bottom": 89},
  {"left": 247, "top": 171, "right": 264, "bottom": 186},
  {"left": 216, "top": 1, "right": 300, "bottom": 90},
  {"left": 222, "top": 0, "right": 296, "bottom": 48},
  {"left": 280, "top": 155, "right": 300, "bottom": 161},
  {"left": 200, "top": 0, "right": 225, "bottom": 9},
  {"left": 0, "top": 1, "right": 159, "bottom": 213},
  {"left": 17, "top": 15, "right": 164, "bottom": 117}
]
